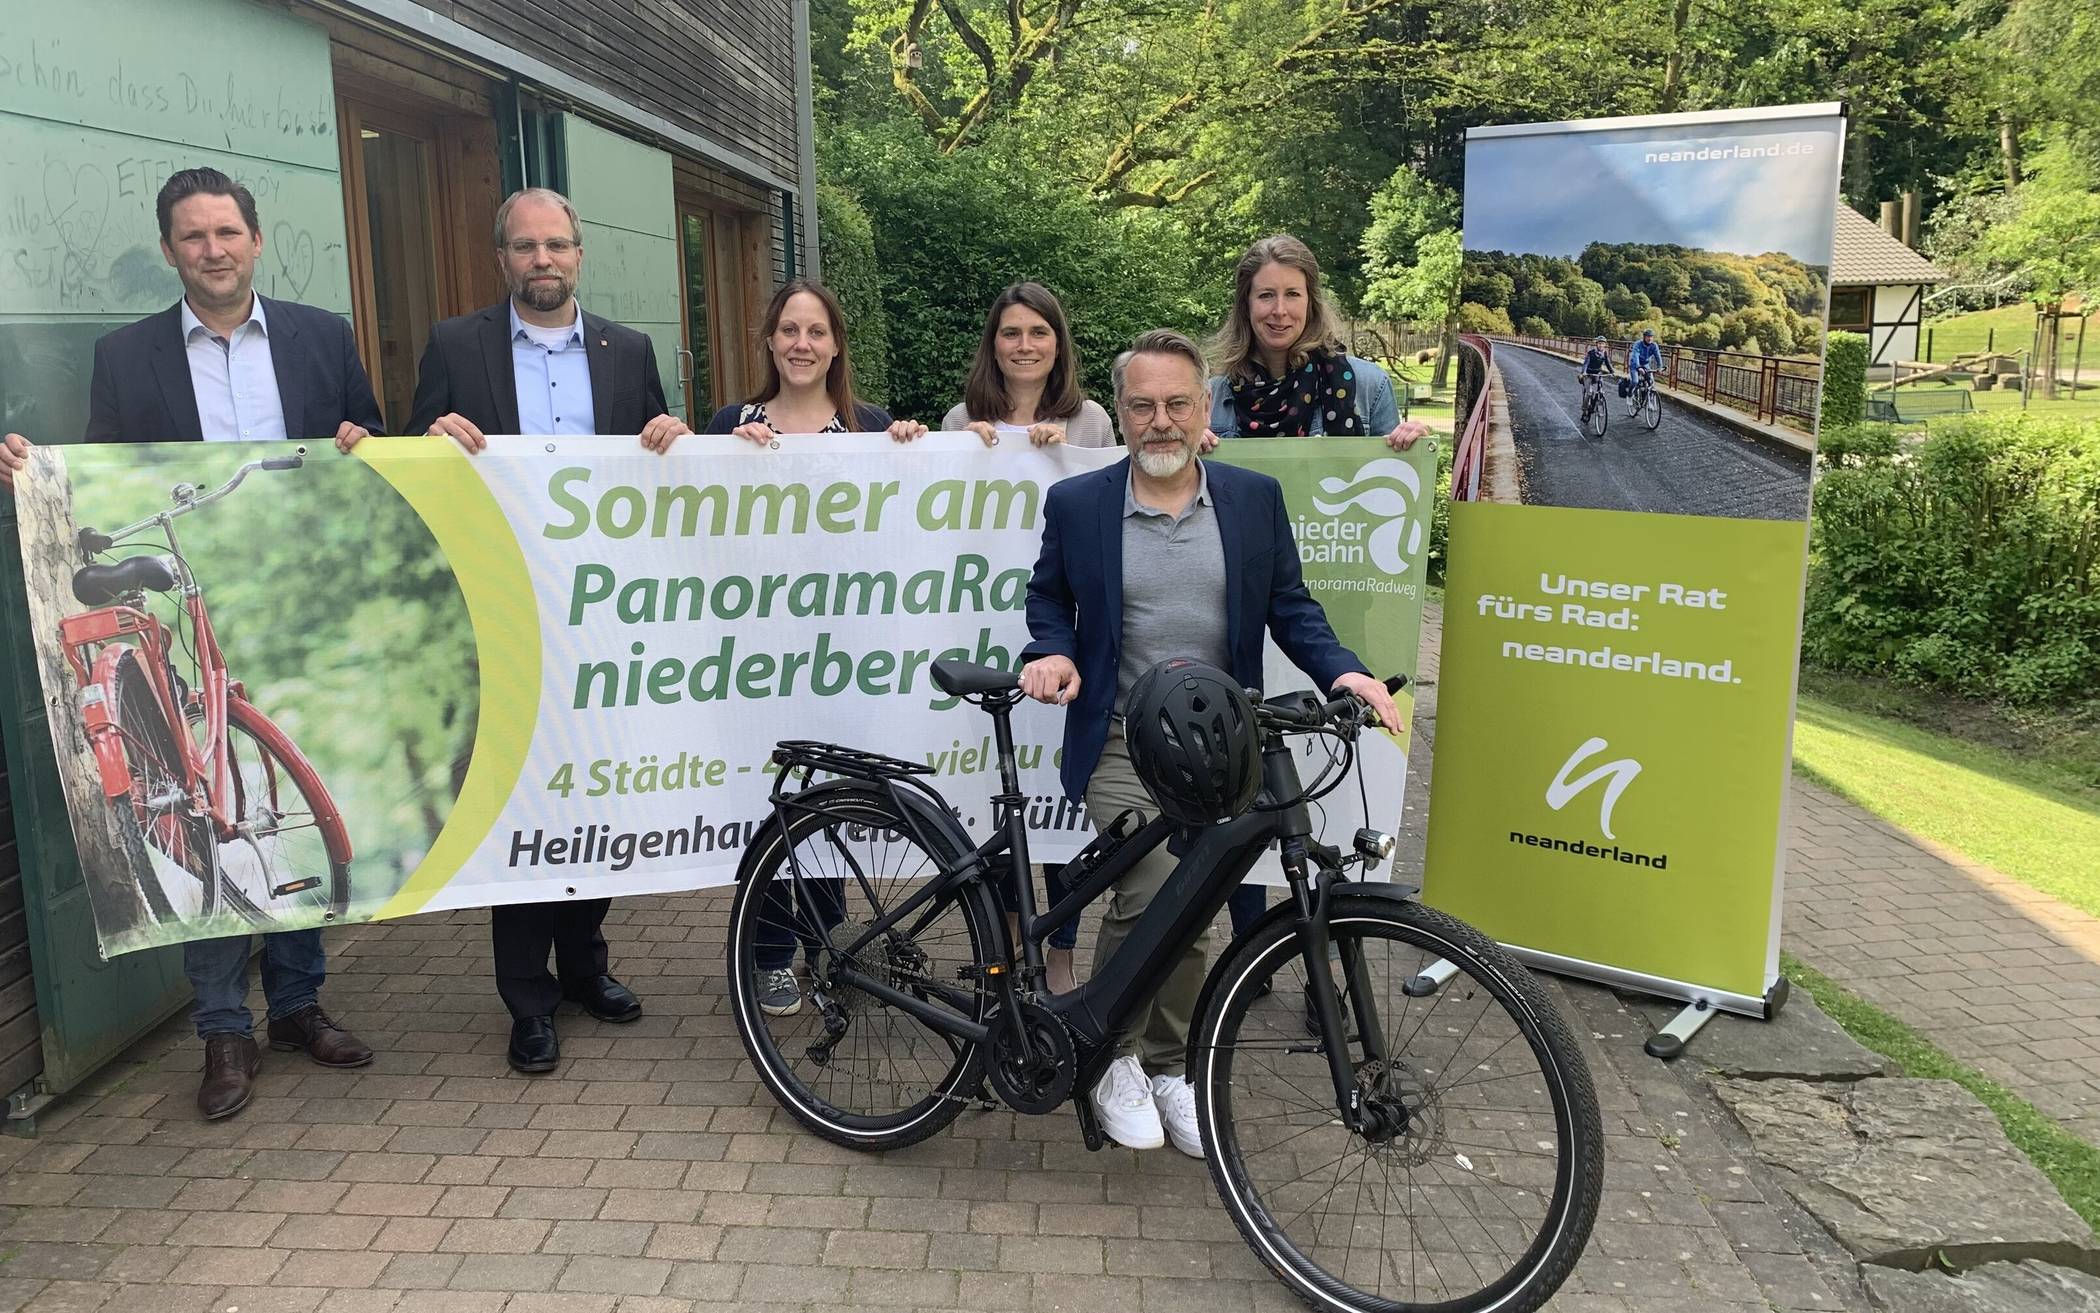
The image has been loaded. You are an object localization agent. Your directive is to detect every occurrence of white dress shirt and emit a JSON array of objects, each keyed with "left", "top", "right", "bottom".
[
  {"left": 182, "top": 297, "right": 287, "bottom": 443},
  {"left": 510, "top": 303, "right": 595, "bottom": 435}
]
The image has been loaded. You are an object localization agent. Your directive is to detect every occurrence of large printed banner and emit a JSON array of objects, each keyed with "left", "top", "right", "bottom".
[
  {"left": 1423, "top": 105, "right": 1845, "bottom": 1011},
  {"left": 16, "top": 433, "right": 1432, "bottom": 956}
]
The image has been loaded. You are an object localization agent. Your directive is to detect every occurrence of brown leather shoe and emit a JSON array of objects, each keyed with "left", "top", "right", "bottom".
[
  {"left": 198, "top": 1033, "right": 260, "bottom": 1120},
  {"left": 266, "top": 1004, "right": 374, "bottom": 1068}
]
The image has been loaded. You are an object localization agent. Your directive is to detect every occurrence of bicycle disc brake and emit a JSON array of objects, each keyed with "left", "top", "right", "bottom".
[{"left": 986, "top": 1001, "right": 1076, "bottom": 1115}]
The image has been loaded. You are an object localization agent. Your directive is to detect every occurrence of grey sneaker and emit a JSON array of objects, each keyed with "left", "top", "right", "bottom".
[{"left": 754, "top": 968, "right": 802, "bottom": 1017}]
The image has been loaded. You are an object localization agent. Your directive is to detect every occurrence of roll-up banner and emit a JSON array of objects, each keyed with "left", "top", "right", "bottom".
[
  {"left": 12, "top": 433, "right": 1433, "bottom": 957},
  {"left": 1422, "top": 104, "right": 1846, "bottom": 1025}
]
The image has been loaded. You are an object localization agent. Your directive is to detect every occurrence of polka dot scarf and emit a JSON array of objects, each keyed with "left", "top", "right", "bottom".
[{"left": 1228, "top": 348, "right": 1368, "bottom": 437}]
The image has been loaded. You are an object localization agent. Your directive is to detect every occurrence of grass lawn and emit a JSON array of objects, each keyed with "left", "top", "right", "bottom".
[
  {"left": 1924, "top": 302, "right": 2097, "bottom": 371},
  {"left": 1791, "top": 689, "right": 2100, "bottom": 918},
  {"left": 1879, "top": 377, "right": 2100, "bottom": 423}
]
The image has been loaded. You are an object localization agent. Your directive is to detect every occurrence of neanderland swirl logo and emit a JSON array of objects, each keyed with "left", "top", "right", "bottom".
[{"left": 1313, "top": 458, "right": 1425, "bottom": 575}]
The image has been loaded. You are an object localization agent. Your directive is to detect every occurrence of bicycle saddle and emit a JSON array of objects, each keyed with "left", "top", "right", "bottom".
[
  {"left": 72, "top": 555, "right": 179, "bottom": 606},
  {"left": 931, "top": 659, "right": 1020, "bottom": 697}
]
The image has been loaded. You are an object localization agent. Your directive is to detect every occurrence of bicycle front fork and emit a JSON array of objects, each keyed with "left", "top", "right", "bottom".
[{"left": 1281, "top": 840, "right": 1397, "bottom": 1139}]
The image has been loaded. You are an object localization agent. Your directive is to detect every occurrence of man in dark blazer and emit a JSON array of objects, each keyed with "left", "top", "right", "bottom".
[
  {"left": 0, "top": 170, "right": 381, "bottom": 488},
  {"left": 1, "top": 167, "right": 380, "bottom": 1122},
  {"left": 1018, "top": 328, "right": 1400, "bottom": 1157},
  {"left": 405, "top": 187, "right": 688, "bottom": 1074}
]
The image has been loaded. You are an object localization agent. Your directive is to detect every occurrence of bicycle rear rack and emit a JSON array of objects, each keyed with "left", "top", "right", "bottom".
[{"left": 771, "top": 740, "right": 935, "bottom": 783}]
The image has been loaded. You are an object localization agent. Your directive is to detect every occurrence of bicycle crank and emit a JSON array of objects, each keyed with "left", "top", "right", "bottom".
[{"left": 985, "top": 1001, "right": 1075, "bottom": 1115}]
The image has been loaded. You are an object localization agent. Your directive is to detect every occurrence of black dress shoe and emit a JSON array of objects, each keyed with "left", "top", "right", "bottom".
[
  {"left": 562, "top": 974, "right": 642, "bottom": 1023},
  {"left": 508, "top": 1016, "right": 560, "bottom": 1073}
]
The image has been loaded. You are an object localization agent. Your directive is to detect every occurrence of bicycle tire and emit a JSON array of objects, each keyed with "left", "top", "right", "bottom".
[
  {"left": 1582, "top": 390, "right": 1608, "bottom": 439},
  {"left": 1639, "top": 387, "right": 1661, "bottom": 431},
  {"left": 728, "top": 785, "right": 1000, "bottom": 1152},
  {"left": 109, "top": 650, "right": 213, "bottom": 923},
  {"left": 1192, "top": 895, "right": 1603, "bottom": 1313},
  {"left": 219, "top": 700, "right": 352, "bottom": 925}
]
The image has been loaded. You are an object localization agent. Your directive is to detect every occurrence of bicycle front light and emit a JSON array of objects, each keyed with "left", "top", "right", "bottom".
[{"left": 1354, "top": 828, "right": 1396, "bottom": 870}]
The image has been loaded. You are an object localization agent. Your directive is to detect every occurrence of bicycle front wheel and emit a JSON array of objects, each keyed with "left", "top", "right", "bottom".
[
  {"left": 728, "top": 785, "right": 1000, "bottom": 1152},
  {"left": 1193, "top": 895, "right": 1602, "bottom": 1313},
  {"left": 216, "top": 700, "right": 352, "bottom": 925},
  {"left": 1639, "top": 388, "right": 1661, "bottom": 430},
  {"left": 1582, "top": 393, "right": 1608, "bottom": 438}
]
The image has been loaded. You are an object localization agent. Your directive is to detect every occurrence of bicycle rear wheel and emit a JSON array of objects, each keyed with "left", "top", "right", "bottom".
[
  {"left": 109, "top": 649, "right": 214, "bottom": 923},
  {"left": 1193, "top": 895, "right": 1602, "bottom": 1313},
  {"left": 728, "top": 785, "right": 1000, "bottom": 1151}
]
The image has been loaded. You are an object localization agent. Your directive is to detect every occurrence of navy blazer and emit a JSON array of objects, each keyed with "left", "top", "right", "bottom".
[
  {"left": 85, "top": 296, "right": 383, "bottom": 442},
  {"left": 1023, "top": 457, "right": 1369, "bottom": 801},
  {"left": 406, "top": 302, "right": 669, "bottom": 438}
]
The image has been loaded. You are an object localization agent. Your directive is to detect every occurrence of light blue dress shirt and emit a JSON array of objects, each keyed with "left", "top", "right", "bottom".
[
  {"left": 182, "top": 297, "right": 287, "bottom": 443},
  {"left": 510, "top": 303, "right": 595, "bottom": 435}
]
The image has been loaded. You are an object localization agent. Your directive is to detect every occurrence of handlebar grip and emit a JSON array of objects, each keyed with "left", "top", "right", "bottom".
[{"left": 260, "top": 456, "right": 302, "bottom": 471}]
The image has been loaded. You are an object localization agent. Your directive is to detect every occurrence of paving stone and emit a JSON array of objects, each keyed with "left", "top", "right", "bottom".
[
  {"left": 1714, "top": 1076, "right": 2099, "bottom": 1270},
  {"left": 1633, "top": 991, "right": 1892, "bottom": 1081},
  {"left": 1863, "top": 1259, "right": 2100, "bottom": 1311}
]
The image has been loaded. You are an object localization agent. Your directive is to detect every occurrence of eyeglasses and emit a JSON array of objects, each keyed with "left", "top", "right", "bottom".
[
  {"left": 1120, "top": 396, "right": 1198, "bottom": 423},
  {"left": 505, "top": 238, "right": 579, "bottom": 257}
]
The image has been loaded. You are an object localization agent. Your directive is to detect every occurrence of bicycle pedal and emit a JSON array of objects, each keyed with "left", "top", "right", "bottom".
[{"left": 271, "top": 877, "right": 322, "bottom": 897}]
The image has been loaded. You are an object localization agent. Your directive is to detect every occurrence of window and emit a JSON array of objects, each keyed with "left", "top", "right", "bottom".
[{"left": 1828, "top": 287, "right": 1871, "bottom": 332}]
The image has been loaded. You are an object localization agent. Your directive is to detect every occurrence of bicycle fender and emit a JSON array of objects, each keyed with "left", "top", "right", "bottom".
[
  {"left": 732, "top": 779, "right": 979, "bottom": 888},
  {"left": 1229, "top": 878, "right": 1422, "bottom": 947},
  {"left": 83, "top": 647, "right": 138, "bottom": 799}
]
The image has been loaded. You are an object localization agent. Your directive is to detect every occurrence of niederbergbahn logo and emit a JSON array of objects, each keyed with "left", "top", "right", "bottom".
[
  {"left": 1296, "top": 457, "right": 1425, "bottom": 574},
  {"left": 1508, "top": 736, "right": 1670, "bottom": 869}
]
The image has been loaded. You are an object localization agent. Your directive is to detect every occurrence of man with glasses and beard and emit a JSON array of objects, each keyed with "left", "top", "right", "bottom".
[
  {"left": 1017, "top": 328, "right": 1402, "bottom": 1156},
  {"left": 402, "top": 187, "right": 687, "bottom": 1074}
]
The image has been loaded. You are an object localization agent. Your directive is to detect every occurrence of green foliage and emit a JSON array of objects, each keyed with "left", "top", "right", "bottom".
[
  {"left": 1462, "top": 243, "right": 1827, "bottom": 354},
  {"left": 1821, "top": 332, "right": 1869, "bottom": 427},
  {"left": 1426, "top": 434, "right": 1454, "bottom": 585},
  {"left": 816, "top": 181, "right": 892, "bottom": 407},
  {"left": 1359, "top": 169, "right": 1460, "bottom": 326},
  {"left": 823, "top": 121, "right": 1210, "bottom": 422},
  {"left": 1974, "top": 139, "right": 2100, "bottom": 312},
  {"left": 1804, "top": 414, "right": 2100, "bottom": 706}
]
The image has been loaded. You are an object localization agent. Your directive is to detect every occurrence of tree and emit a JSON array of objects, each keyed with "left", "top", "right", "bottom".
[
  {"left": 1359, "top": 168, "right": 1461, "bottom": 380},
  {"left": 1975, "top": 139, "right": 2100, "bottom": 398}
]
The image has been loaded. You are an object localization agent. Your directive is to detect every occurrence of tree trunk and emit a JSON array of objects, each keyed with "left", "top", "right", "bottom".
[
  {"left": 1659, "top": 0, "right": 1693, "bottom": 112},
  {"left": 13, "top": 450, "right": 153, "bottom": 947},
  {"left": 2000, "top": 115, "right": 2023, "bottom": 191},
  {"left": 1432, "top": 313, "right": 1456, "bottom": 390},
  {"left": 2038, "top": 303, "right": 2060, "bottom": 400}
]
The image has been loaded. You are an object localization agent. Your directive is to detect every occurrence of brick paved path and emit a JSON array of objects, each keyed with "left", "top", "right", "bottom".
[
  {"left": 0, "top": 600, "right": 1975, "bottom": 1313},
  {"left": 1783, "top": 782, "right": 2100, "bottom": 1143}
]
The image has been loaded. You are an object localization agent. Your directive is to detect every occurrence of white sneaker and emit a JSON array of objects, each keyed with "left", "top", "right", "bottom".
[
  {"left": 1090, "top": 1055, "right": 1165, "bottom": 1149},
  {"left": 1151, "top": 1074, "right": 1203, "bottom": 1158}
]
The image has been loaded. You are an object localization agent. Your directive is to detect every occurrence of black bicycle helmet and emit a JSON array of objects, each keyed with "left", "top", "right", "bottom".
[{"left": 1125, "top": 658, "right": 1261, "bottom": 826}]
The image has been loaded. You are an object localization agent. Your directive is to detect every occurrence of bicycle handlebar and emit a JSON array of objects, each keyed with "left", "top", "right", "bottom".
[
  {"left": 1255, "top": 674, "right": 1408, "bottom": 732},
  {"left": 94, "top": 448, "right": 306, "bottom": 546}
]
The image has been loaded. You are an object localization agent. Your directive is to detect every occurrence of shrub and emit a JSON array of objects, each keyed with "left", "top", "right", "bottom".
[
  {"left": 821, "top": 122, "right": 1210, "bottom": 421},
  {"left": 1804, "top": 414, "right": 2100, "bottom": 705},
  {"left": 816, "top": 181, "right": 891, "bottom": 407},
  {"left": 1821, "top": 330, "right": 1868, "bottom": 427}
]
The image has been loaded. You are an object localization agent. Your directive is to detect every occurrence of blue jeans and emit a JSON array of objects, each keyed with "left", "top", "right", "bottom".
[
  {"left": 185, "top": 928, "right": 325, "bottom": 1038},
  {"left": 1228, "top": 883, "right": 1267, "bottom": 940}
]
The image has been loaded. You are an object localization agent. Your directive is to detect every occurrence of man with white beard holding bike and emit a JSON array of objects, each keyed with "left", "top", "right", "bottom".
[{"left": 1017, "top": 327, "right": 1401, "bottom": 1154}]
